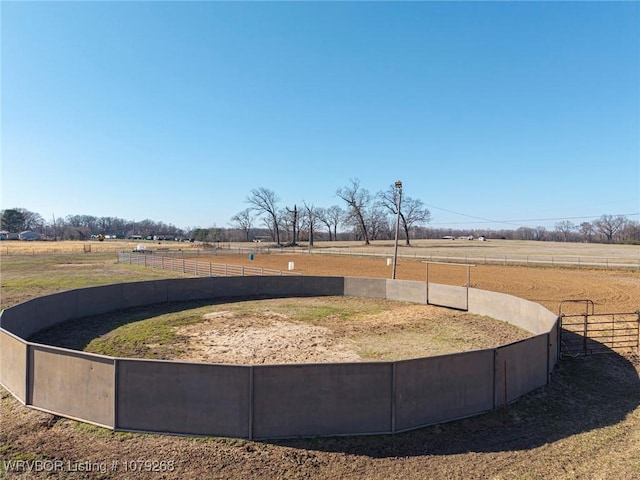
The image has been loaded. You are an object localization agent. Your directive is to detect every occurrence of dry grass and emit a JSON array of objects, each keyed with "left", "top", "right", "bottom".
[
  {"left": 2, "top": 238, "right": 638, "bottom": 264},
  {"left": 30, "top": 297, "right": 529, "bottom": 364},
  {"left": 1, "top": 248, "right": 639, "bottom": 479}
]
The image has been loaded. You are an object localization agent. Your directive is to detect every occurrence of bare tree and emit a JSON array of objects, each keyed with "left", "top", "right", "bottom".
[
  {"left": 19, "top": 209, "right": 44, "bottom": 231},
  {"left": 302, "top": 201, "right": 320, "bottom": 247},
  {"left": 318, "top": 205, "right": 343, "bottom": 241},
  {"left": 517, "top": 227, "right": 535, "bottom": 241},
  {"left": 620, "top": 220, "right": 640, "bottom": 243},
  {"left": 401, "top": 197, "right": 431, "bottom": 243},
  {"left": 594, "top": 214, "right": 627, "bottom": 243},
  {"left": 533, "top": 226, "right": 547, "bottom": 241},
  {"left": 377, "top": 185, "right": 431, "bottom": 245},
  {"left": 247, "top": 187, "right": 281, "bottom": 244},
  {"left": 554, "top": 220, "right": 575, "bottom": 242},
  {"left": 366, "top": 207, "right": 391, "bottom": 241},
  {"left": 336, "top": 179, "right": 372, "bottom": 245},
  {"left": 284, "top": 205, "right": 300, "bottom": 246},
  {"left": 579, "top": 222, "right": 594, "bottom": 242},
  {"left": 229, "top": 208, "right": 254, "bottom": 241},
  {"left": 261, "top": 216, "right": 277, "bottom": 242}
]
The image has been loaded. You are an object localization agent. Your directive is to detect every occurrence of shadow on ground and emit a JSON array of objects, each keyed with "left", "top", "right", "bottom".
[{"left": 273, "top": 349, "right": 640, "bottom": 457}]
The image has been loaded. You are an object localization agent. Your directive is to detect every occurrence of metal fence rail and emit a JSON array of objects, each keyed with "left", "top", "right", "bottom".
[
  {"left": 152, "top": 246, "right": 640, "bottom": 271},
  {"left": 118, "top": 253, "right": 301, "bottom": 277},
  {"left": 560, "top": 311, "right": 640, "bottom": 356}
]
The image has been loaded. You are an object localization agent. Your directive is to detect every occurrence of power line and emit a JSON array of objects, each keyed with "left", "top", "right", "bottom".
[
  {"left": 424, "top": 204, "right": 521, "bottom": 226},
  {"left": 425, "top": 203, "right": 640, "bottom": 227}
]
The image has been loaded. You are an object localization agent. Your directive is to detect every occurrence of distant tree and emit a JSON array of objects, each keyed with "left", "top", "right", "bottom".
[
  {"left": 377, "top": 185, "right": 431, "bottom": 245},
  {"left": 230, "top": 208, "right": 254, "bottom": 241},
  {"left": 20, "top": 209, "right": 44, "bottom": 231},
  {"left": 258, "top": 216, "right": 277, "bottom": 242},
  {"left": 318, "top": 205, "right": 343, "bottom": 241},
  {"left": 533, "top": 226, "right": 547, "bottom": 241},
  {"left": 579, "top": 222, "right": 594, "bottom": 242},
  {"left": 284, "top": 204, "right": 300, "bottom": 246},
  {"left": 247, "top": 187, "right": 281, "bottom": 244},
  {"left": 135, "top": 219, "right": 157, "bottom": 238},
  {"left": 620, "top": 220, "right": 640, "bottom": 243},
  {"left": 302, "top": 201, "right": 320, "bottom": 247},
  {"left": 336, "top": 179, "right": 372, "bottom": 245},
  {"left": 316, "top": 208, "right": 329, "bottom": 240},
  {"left": 517, "top": 227, "right": 535, "bottom": 241},
  {"left": 97, "top": 217, "right": 116, "bottom": 234},
  {"left": 65, "top": 214, "right": 99, "bottom": 232},
  {"left": 366, "top": 207, "right": 391, "bottom": 241},
  {"left": 193, "top": 229, "right": 209, "bottom": 242},
  {"left": 594, "top": 214, "right": 627, "bottom": 243},
  {"left": 554, "top": 220, "right": 575, "bottom": 242},
  {"left": 191, "top": 228, "right": 222, "bottom": 242},
  {"left": 1, "top": 209, "right": 26, "bottom": 232}
]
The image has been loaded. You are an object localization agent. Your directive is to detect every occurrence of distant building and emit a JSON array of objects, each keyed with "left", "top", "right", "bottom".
[{"left": 19, "top": 231, "right": 41, "bottom": 241}]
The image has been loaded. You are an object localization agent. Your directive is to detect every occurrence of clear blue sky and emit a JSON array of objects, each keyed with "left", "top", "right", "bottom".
[{"left": 2, "top": 1, "right": 639, "bottom": 231}]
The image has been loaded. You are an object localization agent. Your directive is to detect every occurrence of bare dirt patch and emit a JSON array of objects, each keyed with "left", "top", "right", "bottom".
[
  {"left": 179, "top": 316, "right": 361, "bottom": 364},
  {"left": 203, "top": 252, "right": 640, "bottom": 313},
  {"left": 167, "top": 297, "right": 529, "bottom": 364}
]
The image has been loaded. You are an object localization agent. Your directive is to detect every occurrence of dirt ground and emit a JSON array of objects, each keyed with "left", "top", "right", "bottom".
[
  {"left": 2, "top": 253, "right": 639, "bottom": 479},
  {"left": 205, "top": 252, "right": 640, "bottom": 314},
  {"left": 170, "top": 298, "right": 530, "bottom": 364}
]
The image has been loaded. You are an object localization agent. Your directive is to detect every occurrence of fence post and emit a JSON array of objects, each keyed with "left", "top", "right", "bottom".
[
  {"left": 248, "top": 366, "right": 254, "bottom": 440},
  {"left": 391, "top": 362, "right": 396, "bottom": 433},
  {"left": 583, "top": 313, "right": 588, "bottom": 355},
  {"left": 637, "top": 311, "right": 640, "bottom": 354},
  {"left": 182, "top": 259, "right": 185, "bottom": 273},
  {"left": 209, "top": 262, "right": 212, "bottom": 277}
]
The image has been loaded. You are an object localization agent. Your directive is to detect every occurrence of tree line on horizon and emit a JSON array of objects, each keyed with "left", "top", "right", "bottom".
[{"left": 1, "top": 179, "right": 638, "bottom": 245}]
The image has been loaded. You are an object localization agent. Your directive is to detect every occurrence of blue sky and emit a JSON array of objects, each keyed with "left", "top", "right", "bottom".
[{"left": 2, "top": 1, "right": 638, "bottom": 231}]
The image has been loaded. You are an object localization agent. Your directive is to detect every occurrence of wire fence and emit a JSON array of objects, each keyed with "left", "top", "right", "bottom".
[
  {"left": 154, "top": 245, "right": 640, "bottom": 270},
  {"left": 117, "top": 252, "right": 302, "bottom": 277},
  {"left": 4, "top": 242, "right": 636, "bottom": 271}
]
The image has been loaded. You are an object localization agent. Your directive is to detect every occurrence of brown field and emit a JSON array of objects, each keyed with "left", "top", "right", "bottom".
[
  {"left": 1, "top": 244, "right": 639, "bottom": 479},
  {"left": 2, "top": 237, "right": 639, "bottom": 267}
]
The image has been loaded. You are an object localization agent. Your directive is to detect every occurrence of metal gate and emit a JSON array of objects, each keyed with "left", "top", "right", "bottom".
[{"left": 559, "top": 300, "right": 640, "bottom": 356}]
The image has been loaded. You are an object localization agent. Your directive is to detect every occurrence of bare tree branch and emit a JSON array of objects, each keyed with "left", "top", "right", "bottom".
[
  {"left": 336, "top": 179, "right": 372, "bottom": 245},
  {"left": 247, "top": 187, "right": 281, "bottom": 244}
]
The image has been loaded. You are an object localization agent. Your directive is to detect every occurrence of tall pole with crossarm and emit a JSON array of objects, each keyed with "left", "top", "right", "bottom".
[{"left": 391, "top": 180, "right": 403, "bottom": 280}]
